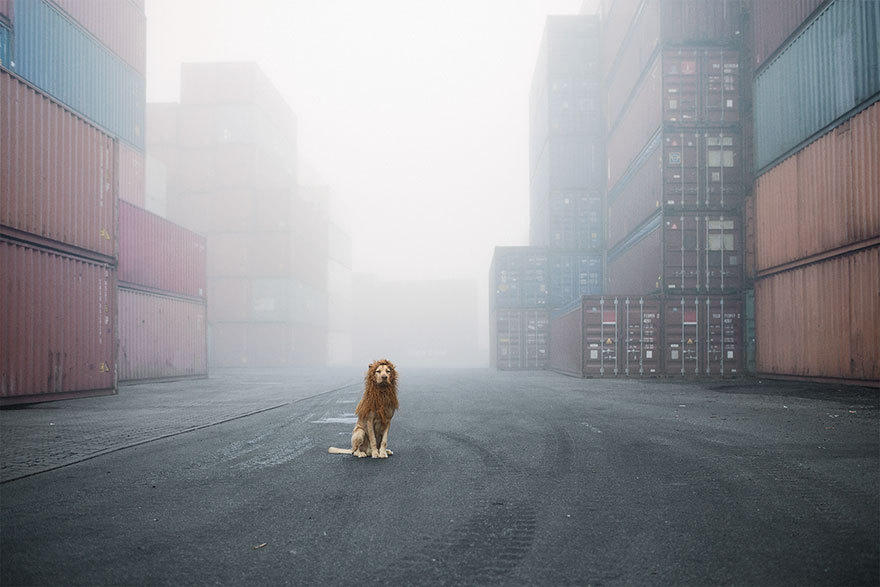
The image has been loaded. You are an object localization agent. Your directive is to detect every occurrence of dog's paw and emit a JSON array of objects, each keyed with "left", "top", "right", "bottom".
[
  {"left": 354, "top": 450, "right": 367, "bottom": 458},
  {"left": 378, "top": 449, "right": 388, "bottom": 459}
]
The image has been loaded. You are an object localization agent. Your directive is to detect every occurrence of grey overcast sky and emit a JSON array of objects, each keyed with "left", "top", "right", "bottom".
[{"left": 146, "top": 0, "right": 595, "bottom": 282}]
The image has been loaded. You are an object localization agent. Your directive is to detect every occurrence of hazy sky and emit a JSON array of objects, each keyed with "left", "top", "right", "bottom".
[{"left": 146, "top": 1, "right": 596, "bottom": 352}]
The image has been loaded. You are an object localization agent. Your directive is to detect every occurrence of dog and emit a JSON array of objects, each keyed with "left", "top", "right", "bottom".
[{"left": 328, "top": 359, "right": 399, "bottom": 458}]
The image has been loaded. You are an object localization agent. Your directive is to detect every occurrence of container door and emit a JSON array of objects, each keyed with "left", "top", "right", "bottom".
[
  {"left": 663, "top": 132, "right": 701, "bottom": 207},
  {"left": 665, "top": 297, "right": 700, "bottom": 375},
  {"left": 622, "top": 296, "right": 662, "bottom": 376},
  {"left": 704, "top": 296, "right": 743, "bottom": 375},
  {"left": 582, "top": 297, "right": 619, "bottom": 376},
  {"left": 664, "top": 215, "right": 701, "bottom": 291}
]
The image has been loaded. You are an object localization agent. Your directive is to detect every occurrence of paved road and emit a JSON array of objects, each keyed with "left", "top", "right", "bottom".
[{"left": 2, "top": 370, "right": 877, "bottom": 585}]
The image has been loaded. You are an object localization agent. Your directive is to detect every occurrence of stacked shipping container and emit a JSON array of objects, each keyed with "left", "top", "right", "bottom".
[
  {"left": 491, "top": 15, "right": 604, "bottom": 370},
  {"left": 750, "top": 0, "right": 879, "bottom": 386},
  {"left": 1, "top": 1, "right": 210, "bottom": 403}
]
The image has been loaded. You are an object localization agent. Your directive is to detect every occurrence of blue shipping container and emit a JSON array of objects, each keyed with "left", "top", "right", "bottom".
[
  {"left": 0, "top": 23, "right": 9, "bottom": 68},
  {"left": 754, "top": 0, "right": 880, "bottom": 171},
  {"left": 549, "top": 252, "right": 603, "bottom": 307},
  {"left": 11, "top": 0, "right": 144, "bottom": 150}
]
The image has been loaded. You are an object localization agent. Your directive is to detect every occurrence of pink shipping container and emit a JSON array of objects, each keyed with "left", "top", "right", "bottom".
[
  {"left": 752, "top": 0, "right": 825, "bottom": 70},
  {"left": 117, "top": 287, "right": 207, "bottom": 382},
  {"left": 51, "top": 0, "right": 146, "bottom": 76},
  {"left": 0, "top": 70, "right": 116, "bottom": 260},
  {"left": 755, "top": 101, "right": 880, "bottom": 274},
  {"left": 117, "top": 141, "right": 145, "bottom": 206},
  {"left": 608, "top": 212, "right": 743, "bottom": 295},
  {"left": 0, "top": 0, "right": 11, "bottom": 21},
  {"left": 118, "top": 201, "right": 206, "bottom": 299},
  {"left": 663, "top": 295, "right": 743, "bottom": 376},
  {"left": 1, "top": 237, "right": 116, "bottom": 405},
  {"left": 755, "top": 246, "right": 879, "bottom": 385}
]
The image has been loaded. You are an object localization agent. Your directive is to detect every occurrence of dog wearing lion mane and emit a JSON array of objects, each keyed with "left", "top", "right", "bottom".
[{"left": 328, "top": 359, "right": 399, "bottom": 458}]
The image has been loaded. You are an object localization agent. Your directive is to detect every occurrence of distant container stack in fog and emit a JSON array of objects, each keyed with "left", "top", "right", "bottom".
[
  {"left": 147, "top": 63, "right": 347, "bottom": 367},
  {"left": 491, "top": 15, "right": 604, "bottom": 370},
  {"left": 1, "top": 0, "right": 207, "bottom": 404}
]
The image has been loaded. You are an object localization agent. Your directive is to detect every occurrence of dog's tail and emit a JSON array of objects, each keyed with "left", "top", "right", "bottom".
[{"left": 328, "top": 447, "right": 353, "bottom": 454}]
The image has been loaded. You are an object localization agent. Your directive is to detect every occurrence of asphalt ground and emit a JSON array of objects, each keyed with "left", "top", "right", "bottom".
[{"left": 1, "top": 369, "right": 877, "bottom": 585}]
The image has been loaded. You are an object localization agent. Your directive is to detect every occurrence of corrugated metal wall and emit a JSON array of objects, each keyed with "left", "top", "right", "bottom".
[
  {"left": 755, "top": 100, "right": 880, "bottom": 273},
  {"left": 1, "top": 69, "right": 116, "bottom": 260},
  {"left": 10, "top": 0, "right": 145, "bottom": 150},
  {"left": 1, "top": 238, "right": 116, "bottom": 404},
  {"left": 117, "top": 288, "right": 207, "bottom": 382},
  {"left": 755, "top": 246, "right": 879, "bottom": 384},
  {"left": 754, "top": 0, "right": 880, "bottom": 171}
]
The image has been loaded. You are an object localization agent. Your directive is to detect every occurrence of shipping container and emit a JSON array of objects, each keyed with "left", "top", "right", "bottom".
[
  {"left": 118, "top": 141, "right": 145, "bottom": 206},
  {"left": 743, "top": 288, "right": 755, "bottom": 372},
  {"left": 660, "top": 0, "right": 744, "bottom": 45},
  {"left": 207, "top": 276, "right": 327, "bottom": 327},
  {"left": 1, "top": 69, "right": 116, "bottom": 260},
  {"left": 0, "top": 22, "right": 10, "bottom": 68},
  {"left": 755, "top": 101, "right": 880, "bottom": 273},
  {"left": 117, "top": 287, "right": 207, "bottom": 382},
  {"left": 532, "top": 189, "right": 603, "bottom": 250},
  {"left": 606, "top": 57, "right": 662, "bottom": 189},
  {"left": 490, "top": 247, "right": 549, "bottom": 310},
  {"left": 0, "top": 0, "right": 12, "bottom": 22},
  {"left": 608, "top": 212, "right": 743, "bottom": 295},
  {"left": 755, "top": 246, "right": 879, "bottom": 385},
  {"left": 51, "top": 0, "right": 146, "bottom": 76},
  {"left": 752, "top": 0, "right": 827, "bottom": 70},
  {"left": 207, "top": 231, "right": 295, "bottom": 279},
  {"left": 663, "top": 295, "right": 742, "bottom": 376},
  {"left": 10, "top": 0, "right": 145, "bottom": 149},
  {"left": 491, "top": 309, "right": 549, "bottom": 370},
  {"left": 549, "top": 302, "right": 582, "bottom": 376},
  {"left": 171, "top": 143, "right": 294, "bottom": 193},
  {"left": 581, "top": 296, "right": 620, "bottom": 376},
  {"left": 1, "top": 237, "right": 116, "bottom": 404},
  {"left": 608, "top": 128, "right": 744, "bottom": 247},
  {"left": 118, "top": 201, "right": 207, "bottom": 299},
  {"left": 548, "top": 251, "right": 603, "bottom": 306},
  {"left": 754, "top": 0, "right": 880, "bottom": 171}
]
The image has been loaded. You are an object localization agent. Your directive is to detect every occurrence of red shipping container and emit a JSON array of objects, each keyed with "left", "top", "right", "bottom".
[
  {"left": 0, "top": 70, "right": 116, "bottom": 260},
  {"left": 620, "top": 295, "right": 663, "bottom": 376},
  {"left": 1, "top": 237, "right": 116, "bottom": 404},
  {"left": 51, "top": 0, "right": 146, "bottom": 76},
  {"left": 581, "top": 296, "right": 621, "bottom": 376},
  {"left": 755, "top": 101, "right": 880, "bottom": 274},
  {"left": 118, "top": 141, "right": 145, "bottom": 207},
  {"left": 663, "top": 295, "right": 742, "bottom": 376},
  {"left": 606, "top": 57, "right": 663, "bottom": 189},
  {"left": 752, "top": 0, "right": 825, "bottom": 70},
  {"left": 608, "top": 128, "right": 744, "bottom": 248},
  {"left": 117, "top": 288, "right": 207, "bottom": 382},
  {"left": 118, "top": 201, "right": 207, "bottom": 299},
  {"left": 608, "top": 212, "right": 743, "bottom": 295},
  {"left": 755, "top": 246, "right": 879, "bottom": 385}
]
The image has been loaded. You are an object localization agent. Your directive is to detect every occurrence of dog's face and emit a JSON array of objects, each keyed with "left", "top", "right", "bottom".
[{"left": 369, "top": 360, "right": 396, "bottom": 386}]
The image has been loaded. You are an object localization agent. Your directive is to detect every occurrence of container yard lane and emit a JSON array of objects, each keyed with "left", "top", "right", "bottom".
[{"left": 1, "top": 369, "right": 877, "bottom": 585}]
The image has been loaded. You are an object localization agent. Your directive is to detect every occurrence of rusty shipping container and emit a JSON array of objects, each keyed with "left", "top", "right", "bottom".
[
  {"left": 549, "top": 303, "right": 582, "bottom": 376},
  {"left": 117, "top": 288, "right": 207, "bottom": 382},
  {"left": 118, "top": 201, "right": 207, "bottom": 299},
  {"left": 755, "top": 246, "right": 879, "bottom": 385},
  {"left": 1, "top": 237, "right": 116, "bottom": 405},
  {"left": 491, "top": 309, "right": 549, "bottom": 370},
  {"left": 751, "top": 0, "right": 826, "bottom": 70},
  {"left": 755, "top": 101, "right": 880, "bottom": 274},
  {"left": 118, "top": 142, "right": 146, "bottom": 207},
  {"left": 663, "top": 295, "right": 743, "bottom": 376},
  {"left": 608, "top": 212, "right": 743, "bottom": 295},
  {"left": 0, "top": 69, "right": 116, "bottom": 260},
  {"left": 608, "top": 127, "right": 745, "bottom": 248},
  {"left": 51, "top": 0, "right": 146, "bottom": 76}
]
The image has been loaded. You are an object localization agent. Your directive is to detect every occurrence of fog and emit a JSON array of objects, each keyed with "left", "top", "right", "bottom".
[{"left": 146, "top": 0, "right": 594, "bottom": 366}]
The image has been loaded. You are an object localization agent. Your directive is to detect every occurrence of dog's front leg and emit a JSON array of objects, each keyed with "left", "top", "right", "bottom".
[
  {"left": 378, "top": 423, "right": 390, "bottom": 458},
  {"left": 366, "top": 416, "right": 380, "bottom": 458}
]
